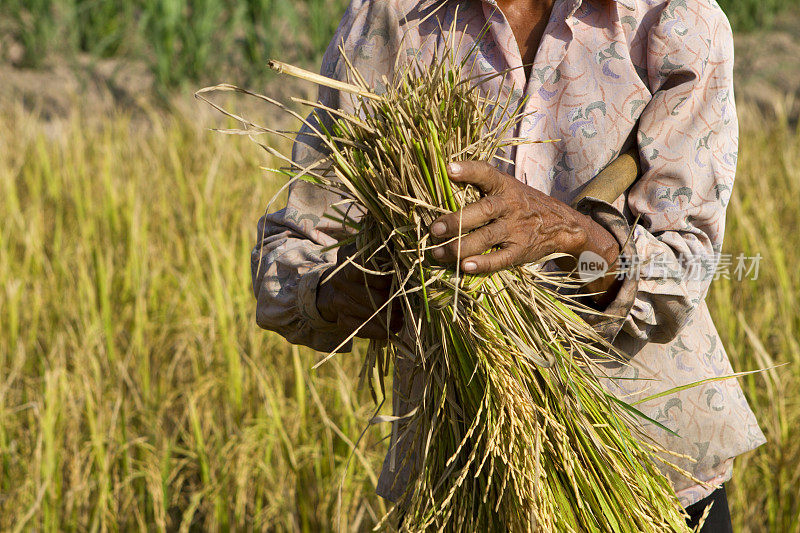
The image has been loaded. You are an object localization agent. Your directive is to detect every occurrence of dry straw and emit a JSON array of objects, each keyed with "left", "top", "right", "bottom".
[{"left": 198, "top": 19, "right": 704, "bottom": 533}]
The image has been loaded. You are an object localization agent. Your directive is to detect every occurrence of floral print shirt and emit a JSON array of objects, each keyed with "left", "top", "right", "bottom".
[{"left": 251, "top": 0, "right": 766, "bottom": 507}]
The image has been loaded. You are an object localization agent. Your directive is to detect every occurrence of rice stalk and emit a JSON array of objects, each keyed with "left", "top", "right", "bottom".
[{"left": 199, "top": 25, "right": 699, "bottom": 533}]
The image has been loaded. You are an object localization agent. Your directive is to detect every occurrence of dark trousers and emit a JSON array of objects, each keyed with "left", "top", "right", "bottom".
[{"left": 685, "top": 485, "right": 733, "bottom": 532}]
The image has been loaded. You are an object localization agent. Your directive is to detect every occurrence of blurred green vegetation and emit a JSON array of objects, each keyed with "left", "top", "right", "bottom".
[
  {"left": 3, "top": 0, "right": 350, "bottom": 87},
  {"left": 717, "top": 0, "right": 795, "bottom": 32},
  {"left": 3, "top": 0, "right": 796, "bottom": 90}
]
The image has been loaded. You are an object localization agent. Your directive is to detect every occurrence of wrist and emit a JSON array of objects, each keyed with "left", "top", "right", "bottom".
[
  {"left": 575, "top": 214, "right": 618, "bottom": 265},
  {"left": 581, "top": 216, "right": 622, "bottom": 302},
  {"left": 557, "top": 214, "right": 621, "bottom": 304}
]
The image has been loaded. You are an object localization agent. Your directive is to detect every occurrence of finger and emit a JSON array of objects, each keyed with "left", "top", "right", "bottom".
[
  {"left": 430, "top": 195, "right": 508, "bottom": 239},
  {"left": 340, "top": 261, "right": 392, "bottom": 289},
  {"left": 446, "top": 161, "right": 509, "bottom": 195},
  {"left": 345, "top": 291, "right": 402, "bottom": 333},
  {"left": 431, "top": 221, "right": 508, "bottom": 263},
  {"left": 461, "top": 245, "right": 520, "bottom": 274},
  {"left": 339, "top": 313, "right": 394, "bottom": 340},
  {"left": 333, "top": 243, "right": 391, "bottom": 289},
  {"left": 367, "top": 272, "right": 393, "bottom": 290},
  {"left": 334, "top": 288, "right": 391, "bottom": 319}
]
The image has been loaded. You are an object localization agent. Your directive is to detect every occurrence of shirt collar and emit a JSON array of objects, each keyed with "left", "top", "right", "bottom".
[{"left": 479, "top": 0, "right": 586, "bottom": 22}]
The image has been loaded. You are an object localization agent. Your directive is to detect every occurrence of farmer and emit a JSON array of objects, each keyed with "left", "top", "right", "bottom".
[{"left": 251, "top": 0, "right": 764, "bottom": 530}]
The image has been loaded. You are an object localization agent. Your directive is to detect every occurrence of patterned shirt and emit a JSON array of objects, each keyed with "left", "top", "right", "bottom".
[{"left": 251, "top": 0, "right": 766, "bottom": 507}]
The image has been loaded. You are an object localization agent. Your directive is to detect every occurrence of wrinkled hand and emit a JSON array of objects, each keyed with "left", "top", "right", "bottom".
[
  {"left": 316, "top": 245, "right": 402, "bottom": 339},
  {"left": 429, "top": 161, "right": 620, "bottom": 297}
]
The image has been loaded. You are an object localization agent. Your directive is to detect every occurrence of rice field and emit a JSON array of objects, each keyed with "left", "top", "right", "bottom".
[{"left": 0, "top": 100, "right": 798, "bottom": 531}]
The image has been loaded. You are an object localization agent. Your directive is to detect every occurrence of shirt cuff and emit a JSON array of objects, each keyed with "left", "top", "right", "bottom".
[
  {"left": 297, "top": 263, "right": 342, "bottom": 332},
  {"left": 574, "top": 196, "right": 638, "bottom": 344}
]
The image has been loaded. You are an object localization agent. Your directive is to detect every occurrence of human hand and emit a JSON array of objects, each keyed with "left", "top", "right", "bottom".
[
  {"left": 315, "top": 245, "right": 402, "bottom": 339},
  {"left": 429, "top": 161, "right": 621, "bottom": 297}
]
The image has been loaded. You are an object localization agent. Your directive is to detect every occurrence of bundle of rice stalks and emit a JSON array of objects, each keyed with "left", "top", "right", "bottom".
[{"left": 198, "top": 28, "right": 699, "bottom": 533}]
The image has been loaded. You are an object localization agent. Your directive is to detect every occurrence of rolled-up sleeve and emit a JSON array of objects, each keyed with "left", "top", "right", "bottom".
[
  {"left": 251, "top": 0, "right": 409, "bottom": 352},
  {"left": 251, "top": 182, "right": 348, "bottom": 352},
  {"left": 578, "top": 4, "right": 737, "bottom": 346}
]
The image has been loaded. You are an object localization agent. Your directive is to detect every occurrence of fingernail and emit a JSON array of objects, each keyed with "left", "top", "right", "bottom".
[
  {"left": 431, "top": 222, "right": 446, "bottom": 236},
  {"left": 463, "top": 261, "right": 477, "bottom": 272},
  {"left": 432, "top": 247, "right": 445, "bottom": 259},
  {"left": 448, "top": 162, "right": 462, "bottom": 175}
]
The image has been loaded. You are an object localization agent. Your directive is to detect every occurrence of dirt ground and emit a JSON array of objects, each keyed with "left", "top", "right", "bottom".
[
  {"left": 0, "top": 53, "right": 317, "bottom": 129},
  {"left": 733, "top": 8, "right": 800, "bottom": 122},
  {"left": 1, "top": 9, "right": 798, "bottom": 124}
]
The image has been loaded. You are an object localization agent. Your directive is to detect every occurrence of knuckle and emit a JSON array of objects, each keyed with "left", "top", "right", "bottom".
[
  {"left": 482, "top": 224, "right": 498, "bottom": 245},
  {"left": 485, "top": 249, "right": 513, "bottom": 273},
  {"left": 490, "top": 167, "right": 508, "bottom": 189},
  {"left": 445, "top": 240, "right": 461, "bottom": 257},
  {"left": 478, "top": 161, "right": 496, "bottom": 175},
  {"left": 479, "top": 196, "right": 501, "bottom": 219},
  {"left": 503, "top": 248, "right": 518, "bottom": 267},
  {"left": 497, "top": 219, "right": 511, "bottom": 239}
]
